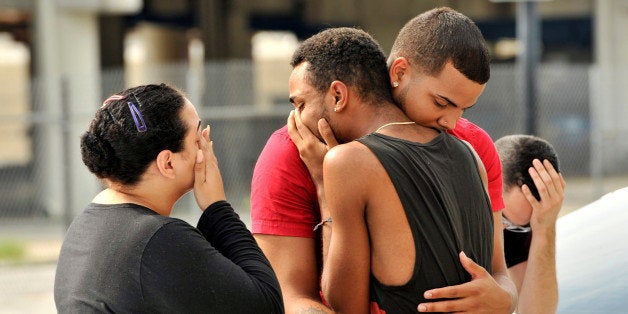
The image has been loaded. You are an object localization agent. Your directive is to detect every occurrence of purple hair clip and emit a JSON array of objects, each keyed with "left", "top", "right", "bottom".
[{"left": 128, "top": 93, "right": 147, "bottom": 132}]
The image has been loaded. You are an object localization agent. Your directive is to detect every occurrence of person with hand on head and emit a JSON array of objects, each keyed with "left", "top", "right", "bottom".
[
  {"left": 54, "top": 83, "right": 283, "bottom": 313},
  {"left": 496, "top": 134, "right": 565, "bottom": 314}
]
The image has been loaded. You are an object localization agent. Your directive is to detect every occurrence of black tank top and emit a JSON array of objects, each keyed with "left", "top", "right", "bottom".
[{"left": 357, "top": 132, "right": 494, "bottom": 313}]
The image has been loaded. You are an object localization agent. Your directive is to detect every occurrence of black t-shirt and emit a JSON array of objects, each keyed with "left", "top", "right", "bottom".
[
  {"left": 504, "top": 228, "right": 533, "bottom": 267},
  {"left": 54, "top": 201, "right": 283, "bottom": 313}
]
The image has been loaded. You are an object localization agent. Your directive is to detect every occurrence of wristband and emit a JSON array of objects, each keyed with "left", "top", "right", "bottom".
[{"left": 313, "top": 217, "right": 332, "bottom": 231}]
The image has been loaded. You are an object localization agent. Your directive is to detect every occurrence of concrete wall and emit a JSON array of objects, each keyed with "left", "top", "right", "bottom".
[{"left": 591, "top": 0, "right": 628, "bottom": 174}]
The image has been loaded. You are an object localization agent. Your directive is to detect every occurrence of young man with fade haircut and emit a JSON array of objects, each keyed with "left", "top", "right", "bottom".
[
  {"left": 287, "top": 26, "right": 495, "bottom": 313},
  {"left": 495, "top": 135, "right": 565, "bottom": 314},
  {"left": 384, "top": 7, "right": 517, "bottom": 312},
  {"left": 251, "top": 7, "right": 516, "bottom": 313}
]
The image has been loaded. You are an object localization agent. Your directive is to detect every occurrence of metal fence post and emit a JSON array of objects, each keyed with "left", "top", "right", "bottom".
[
  {"left": 516, "top": 1, "right": 540, "bottom": 135},
  {"left": 61, "top": 77, "right": 73, "bottom": 230}
]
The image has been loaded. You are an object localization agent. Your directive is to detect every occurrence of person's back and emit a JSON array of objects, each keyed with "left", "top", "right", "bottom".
[
  {"left": 322, "top": 129, "right": 494, "bottom": 312},
  {"left": 54, "top": 84, "right": 283, "bottom": 313},
  {"left": 56, "top": 203, "right": 178, "bottom": 312}
]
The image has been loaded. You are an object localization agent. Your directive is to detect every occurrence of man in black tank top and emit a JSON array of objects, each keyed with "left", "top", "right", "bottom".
[
  {"left": 286, "top": 27, "right": 512, "bottom": 313},
  {"left": 357, "top": 133, "right": 494, "bottom": 313}
]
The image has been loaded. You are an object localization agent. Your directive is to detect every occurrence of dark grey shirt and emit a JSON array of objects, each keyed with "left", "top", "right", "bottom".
[{"left": 54, "top": 200, "right": 283, "bottom": 313}]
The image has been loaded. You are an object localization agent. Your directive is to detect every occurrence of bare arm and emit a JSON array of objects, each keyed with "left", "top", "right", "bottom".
[
  {"left": 320, "top": 145, "right": 371, "bottom": 313},
  {"left": 249, "top": 110, "right": 339, "bottom": 313},
  {"left": 514, "top": 159, "right": 565, "bottom": 314},
  {"left": 287, "top": 110, "right": 338, "bottom": 263},
  {"left": 254, "top": 234, "right": 331, "bottom": 313},
  {"left": 250, "top": 112, "right": 337, "bottom": 313}
]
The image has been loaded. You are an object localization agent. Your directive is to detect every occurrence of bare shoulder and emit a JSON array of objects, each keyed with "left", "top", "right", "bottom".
[
  {"left": 323, "top": 141, "right": 383, "bottom": 189},
  {"left": 324, "top": 141, "right": 374, "bottom": 169}
]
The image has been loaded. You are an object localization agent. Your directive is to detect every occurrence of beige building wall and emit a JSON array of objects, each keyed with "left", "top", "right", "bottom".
[
  {"left": 0, "top": 33, "right": 31, "bottom": 166},
  {"left": 124, "top": 22, "right": 189, "bottom": 87}
]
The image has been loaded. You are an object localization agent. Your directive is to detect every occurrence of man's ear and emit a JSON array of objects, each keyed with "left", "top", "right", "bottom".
[
  {"left": 330, "top": 80, "right": 348, "bottom": 112},
  {"left": 389, "top": 57, "right": 410, "bottom": 86},
  {"left": 155, "top": 150, "right": 176, "bottom": 179}
]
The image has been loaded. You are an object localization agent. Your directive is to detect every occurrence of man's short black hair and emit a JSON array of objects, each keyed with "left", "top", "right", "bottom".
[
  {"left": 290, "top": 27, "right": 393, "bottom": 105},
  {"left": 496, "top": 134, "right": 560, "bottom": 201},
  {"left": 389, "top": 7, "right": 491, "bottom": 84}
]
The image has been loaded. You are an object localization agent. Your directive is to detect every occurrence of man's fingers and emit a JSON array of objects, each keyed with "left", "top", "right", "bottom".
[
  {"left": 531, "top": 159, "right": 553, "bottom": 201},
  {"left": 459, "top": 251, "right": 487, "bottom": 279},
  {"left": 318, "top": 118, "right": 338, "bottom": 148},
  {"left": 422, "top": 253, "right": 485, "bottom": 301},
  {"left": 543, "top": 159, "right": 566, "bottom": 194},
  {"left": 459, "top": 251, "right": 477, "bottom": 277},
  {"left": 418, "top": 298, "right": 466, "bottom": 313},
  {"left": 521, "top": 184, "right": 538, "bottom": 206},
  {"left": 287, "top": 110, "right": 302, "bottom": 143}
]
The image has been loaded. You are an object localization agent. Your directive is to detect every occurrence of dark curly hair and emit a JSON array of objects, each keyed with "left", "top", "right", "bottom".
[
  {"left": 389, "top": 7, "right": 491, "bottom": 84},
  {"left": 495, "top": 134, "right": 560, "bottom": 201},
  {"left": 290, "top": 27, "right": 393, "bottom": 106},
  {"left": 80, "top": 83, "right": 188, "bottom": 185}
]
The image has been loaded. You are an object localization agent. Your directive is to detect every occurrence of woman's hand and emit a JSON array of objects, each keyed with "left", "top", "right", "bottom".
[{"left": 194, "top": 125, "right": 226, "bottom": 211}]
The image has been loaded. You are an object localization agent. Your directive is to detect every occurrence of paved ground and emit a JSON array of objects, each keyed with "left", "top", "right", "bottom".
[{"left": 1, "top": 175, "right": 627, "bottom": 313}]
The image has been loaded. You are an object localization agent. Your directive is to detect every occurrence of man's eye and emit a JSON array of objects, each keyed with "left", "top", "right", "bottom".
[{"left": 435, "top": 101, "right": 447, "bottom": 108}]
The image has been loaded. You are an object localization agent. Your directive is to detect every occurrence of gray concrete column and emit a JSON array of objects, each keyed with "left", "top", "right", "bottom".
[
  {"left": 591, "top": 0, "right": 628, "bottom": 175},
  {"left": 57, "top": 8, "right": 103, "bottom": 222},
  {"left": 34, "top": 0, "right": 65, "bottom": 220},
  {"left": 34, "top": 0, "right": 139, "bottom": 224}
]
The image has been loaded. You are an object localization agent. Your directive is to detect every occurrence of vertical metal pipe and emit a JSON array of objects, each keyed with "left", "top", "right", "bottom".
[
  {"left": 61, "top": 77, "right": 73, "bottom": 230},
  {"left": 517, "top": 1, "right": 540, "bottom": 135}
]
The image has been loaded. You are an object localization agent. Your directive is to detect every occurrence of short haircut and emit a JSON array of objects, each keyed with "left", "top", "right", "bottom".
[
  {"left": 290, "top": 27, "right": 393, "bottom": 105},
  {"left": 80, "top": 83, "right": 188, "bottom": 185},
  {"left": 495, "top": 135, "right": 560, "bottom": 201},
  {"left": 389, "top": 7, "right": 491, "bottom": 84}
]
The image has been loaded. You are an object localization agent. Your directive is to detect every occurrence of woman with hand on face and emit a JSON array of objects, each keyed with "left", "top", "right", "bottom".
[{"left": 54, "top": 83, "right": 283, "bottom": 313}]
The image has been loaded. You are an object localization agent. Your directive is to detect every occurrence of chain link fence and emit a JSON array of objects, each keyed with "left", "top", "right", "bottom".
[
  {"left": 0, "top": 60, "right": 626, "bottom": 266},
  {"left": 468, "top": 63, "right": 592, "bottom": 175}
]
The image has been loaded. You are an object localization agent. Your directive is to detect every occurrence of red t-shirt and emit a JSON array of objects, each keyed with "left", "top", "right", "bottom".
[
  {"left": 250, "top": 126, "right": 320, "bottom": 238},
  {"left": 448, "top": 117, "right": 505, "bottom": 212},
  {"left": 251, "top": 118, "right": 504, "bottom": 238}
]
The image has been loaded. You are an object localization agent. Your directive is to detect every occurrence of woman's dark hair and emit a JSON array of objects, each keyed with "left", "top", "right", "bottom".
[
  {"left": 80, "top": 83, "right": 187, "bottom": 185},
  {"left": 495, "top": 134, "right": 560, "bottom": 201},
  {"left": 290, "top": 27, "right": 393, "bottom": 106}
]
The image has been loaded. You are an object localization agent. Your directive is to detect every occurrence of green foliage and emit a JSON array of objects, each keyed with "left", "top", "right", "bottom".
[{"left": 0, "top": 239, "right": 25, "bottom": 262}]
